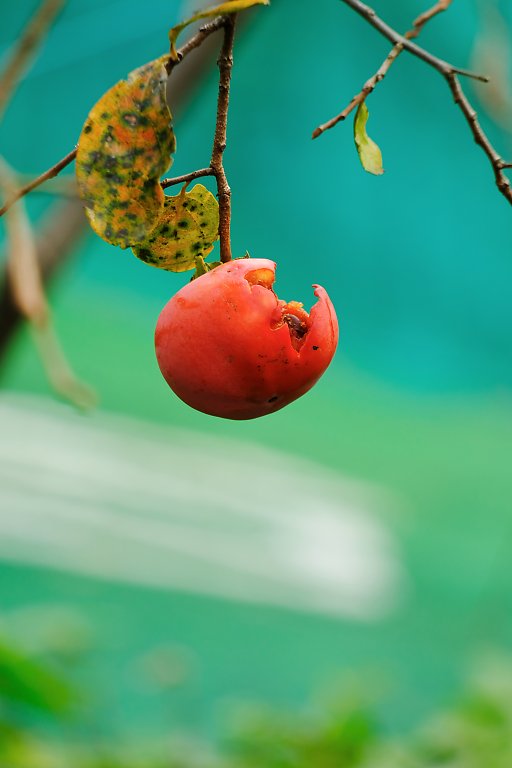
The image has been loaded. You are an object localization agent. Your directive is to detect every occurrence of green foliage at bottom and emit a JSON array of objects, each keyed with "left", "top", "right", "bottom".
[{"left": 2, "top": 615, "right": 512, "bottom": 768}]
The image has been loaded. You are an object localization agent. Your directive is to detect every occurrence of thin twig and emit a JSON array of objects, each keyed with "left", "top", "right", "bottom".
[
  {"left": 316, "top": 0, "right": 512, "bottom": 205},
  {"left": 166, "top": 16, "right": 226, "bottom": 73},
  {"left": 161, "top": 167, "right": 214, "bottom": 189},
  {"left": 14, "top": 174, "right": 78, "bottom": 196},
  {"left": 210, "top": 16, "right": 237, "bottom": 263},
  {"left": 0, "top": 0, "right": 66, "bottom": 120},
  {"left": 448, "top": 73, "right": 512, "bottom": 200},
  {"left": 313, "top": 0, "right": 452, "bottom": 137},
  {"left": 339, "top": 0, "right": 488, "bottom": 82},
  {"left": 0, "top": 17, "right": 226, "bottom": 219},
  {"left": 0, "top": 149, "right": 77, "bottom": 217}
]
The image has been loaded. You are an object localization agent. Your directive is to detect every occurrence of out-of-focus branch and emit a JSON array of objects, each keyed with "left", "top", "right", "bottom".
[
  {"left": 0, "top": 159, "right": 95, "bottom": 408},
  {"left": 0, "top": 0, "right": 66, "bottom": 120},
  {"left": 313, "top": 0, "right": 452, "bottom": 137},
  {"left": 0, "top": 198, "right": 86, "bottom": 357}
]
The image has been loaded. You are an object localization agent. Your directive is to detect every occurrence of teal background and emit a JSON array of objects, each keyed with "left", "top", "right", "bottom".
[{"left": 1, "top": 0, "right": 512, "bottom": 747}]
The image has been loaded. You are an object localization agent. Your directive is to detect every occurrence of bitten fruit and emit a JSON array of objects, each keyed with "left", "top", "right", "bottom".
[{"left": 154, "top": 258, "right": 338, "bottom": 420}]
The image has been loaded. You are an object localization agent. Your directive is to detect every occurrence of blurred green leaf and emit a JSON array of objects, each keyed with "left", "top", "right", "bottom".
[{"left": 0, "top": 639, "right": 75, "bottom": 715}]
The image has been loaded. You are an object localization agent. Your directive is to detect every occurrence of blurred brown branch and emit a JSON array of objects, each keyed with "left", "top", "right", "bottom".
[
  {"left": 0, "top": 159, "right": 95, "bottom": 408},
  {"left": 0, "top": 0, "right": 66, "bottom": 120},
  {"left": 0, "top": 198, "right": 86, "bottom": 359}
]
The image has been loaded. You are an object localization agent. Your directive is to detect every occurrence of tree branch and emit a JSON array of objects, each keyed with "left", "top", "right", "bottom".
[
  {"left": 166, "top": 16, "right": 226, "bottom": 73},
  {"left": 313, "top": 0, "right": 452, "bottom": 137},
  {"left": 338, "top": 0, "right": 487, "bottom": 81},
  {"left": 315, "top": 0, "right": 512, "bottom": 205},
  {"left": 0, "top": 0, "right": 66, "bottom": 120},
  {"left": 210, "top": 15, "right": 237, "bottom": 263},
  {"left": 161, "top": 167, "right": 214, "bottom": 189},
  {"left": 0, "top": 148, "right": 77, "bottom": 217},
  {"left": 0, "top": 16, "right": 227, "bottom": 219}
]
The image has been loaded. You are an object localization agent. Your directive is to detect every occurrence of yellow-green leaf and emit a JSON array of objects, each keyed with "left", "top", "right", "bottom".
[
  {"left": 169, "top": 0, "right": 269, "bottom": 60},
  {"left": 353, "top": 101, "right": 384, "bottom": 176},
  {"left": 132, "top": 184, "right": 219, "bottom": 272},
  {"left": 76, "top": 57, "right": 176, "bottom": 249}
]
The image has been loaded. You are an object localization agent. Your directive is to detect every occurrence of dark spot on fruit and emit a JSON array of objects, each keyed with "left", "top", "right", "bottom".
[
  {"left": 313, "top": 345, "right": 319, "bottom": 350},
  {"left": 268, "top": 395, "right": 279, "bottom": 403},
  {"left": 83, "top": 124, "right": 92, "bottom": 134},
  {"left": 178, "top": 220, "right": 189, "bottom": 229}
]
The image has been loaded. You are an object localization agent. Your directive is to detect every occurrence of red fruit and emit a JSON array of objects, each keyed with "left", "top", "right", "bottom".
[{"left": 154, "top": 258, "right": 338, "bottom": 420}]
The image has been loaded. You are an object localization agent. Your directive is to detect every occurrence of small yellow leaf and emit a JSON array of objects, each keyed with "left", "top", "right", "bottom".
[
  {"left": 133, "top": 184, "right": 219, "bottom": 272},
  {"left": 353, "top": 101, "right": 384, "bottom": 176},
  {"left": 169, "top": 0, "right": 269, "bottom": 59},
  {"left": 76, "top": 57, "right": 176, "bottom": 248}
]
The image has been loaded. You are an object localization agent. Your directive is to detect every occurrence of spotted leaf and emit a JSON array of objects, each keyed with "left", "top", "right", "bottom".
[
  {"left": 133, "top": 184, "right": 219, "bottom": 272},
  {"left": 76, "top": 56, "right": 176, "bottom": 249}
]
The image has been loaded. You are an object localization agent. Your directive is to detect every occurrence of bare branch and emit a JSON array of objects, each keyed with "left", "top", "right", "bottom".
[
  {"left": 0, "top": 0, "right": 66, "bottom": 120},
  {"left": 0, "top": 148, "right": 77, "bottom": 217},
  {"left": 166, "top": 16, "right": 226, "bottom": 73},
  {"left": 161, "top": 167, "right": 214, "bottom": 189},
  {"left": 14, "top": 173, "right": 78, "bottom": 197},
  {"left": 210, "top": 16, "right": 237, "bottom": 263},
  {"left": 448, "top": 73, "right": 512, "bottom": 201},
  {"left": 313, "top": 0, "right": 452, "bottom": 137},
  {"left": 315, "top": 0, "right": 512, "bottom": 205},
  {"left": 338, "top": 0, "right": 488, "bottom": 81}
]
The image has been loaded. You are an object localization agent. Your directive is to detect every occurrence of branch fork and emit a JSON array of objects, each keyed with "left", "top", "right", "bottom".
[{"left": 313, "top": 0, "right": 512, "bottom": 205}]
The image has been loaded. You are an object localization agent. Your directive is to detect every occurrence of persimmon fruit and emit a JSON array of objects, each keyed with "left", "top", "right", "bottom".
[{"left": 154, "top": 258, "right": 338, "bottom": 420}]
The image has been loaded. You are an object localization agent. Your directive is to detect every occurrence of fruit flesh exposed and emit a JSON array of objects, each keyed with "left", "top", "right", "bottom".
[{"left": 155, "top": 258, "right": 338, "bottom": 420}]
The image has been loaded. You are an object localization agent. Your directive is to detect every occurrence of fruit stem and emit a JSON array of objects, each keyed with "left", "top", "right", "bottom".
[{"left": 210, "top": 15, "right": 236, "bottom": 263}]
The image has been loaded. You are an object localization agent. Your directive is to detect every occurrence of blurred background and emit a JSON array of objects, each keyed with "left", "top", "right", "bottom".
[{"left": 1, "top": 0, "right": 512, "bottom": 765}]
